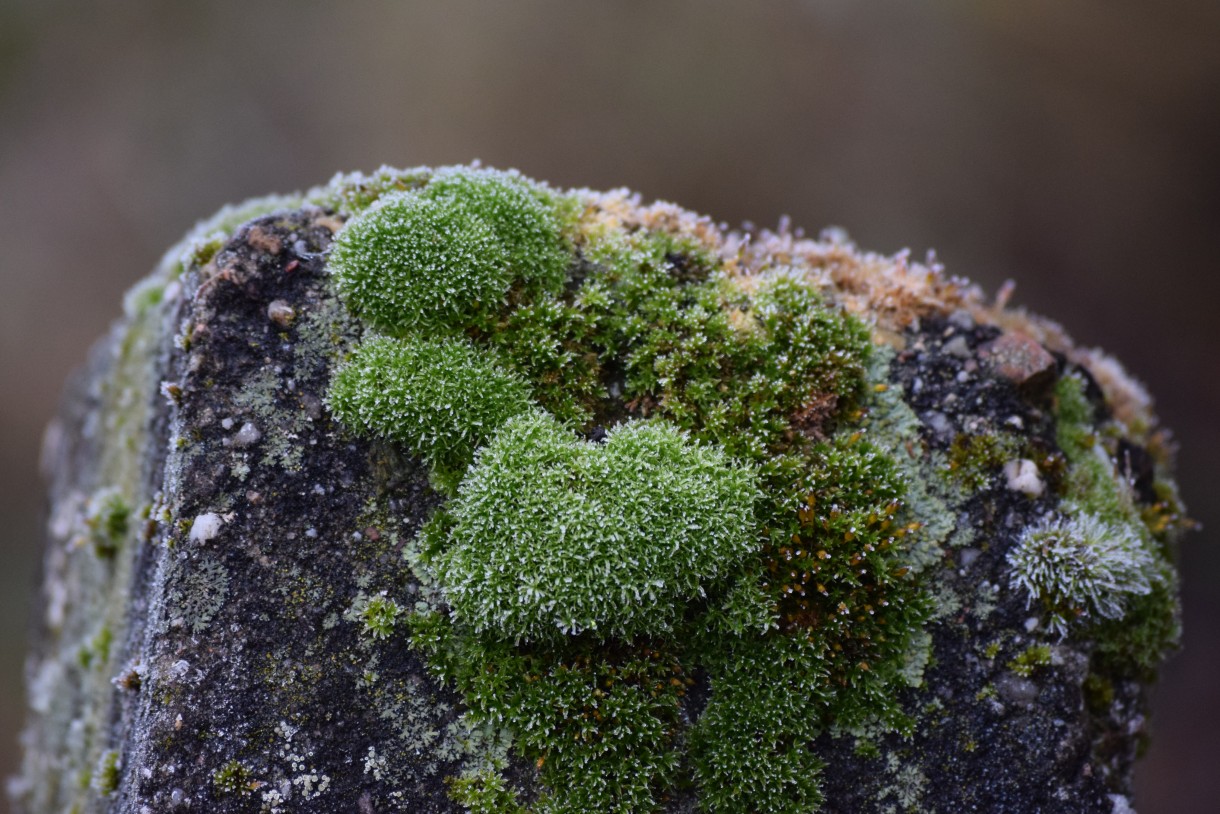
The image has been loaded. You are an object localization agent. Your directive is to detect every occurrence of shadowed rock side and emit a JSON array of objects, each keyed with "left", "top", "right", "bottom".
[{"left": 15, "top": 167, "right": 1185, "bottom": 814}]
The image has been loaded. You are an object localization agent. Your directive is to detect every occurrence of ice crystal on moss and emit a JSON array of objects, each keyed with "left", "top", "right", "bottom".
[{"left": 1007, "top": 512, "right": 1158, "bottom": 638}]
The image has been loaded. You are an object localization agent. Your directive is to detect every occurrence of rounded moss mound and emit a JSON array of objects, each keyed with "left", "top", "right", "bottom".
[
  {"left": 326, "top": 335, "right": 534, "bottom": 480},
  {"left": 435, "top": 411, "right": 759, "bottom": 641},
  {"left": 425, "top": 165, "right": 570, "bottom": 290},
  {"left": 328, "top": 167, "right": 568, "bottom": 332}
]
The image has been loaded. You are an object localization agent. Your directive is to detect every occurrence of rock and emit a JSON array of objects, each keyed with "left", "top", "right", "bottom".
[
  {"left": 980, "top": 331, "right": 1058, "bottom": 391},
  {"left": 14, "top": 166, "right": 1188, "bottom": 814},
  {"left": 1005, "top": 458, "right": 1046, "bottom": 497}
]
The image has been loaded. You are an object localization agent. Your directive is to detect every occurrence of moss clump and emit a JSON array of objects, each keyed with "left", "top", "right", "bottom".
[
  {"left": 91, "top": 750, "right": 120, "bottom": 796},
  {"left": 1008, "top": 644, "right": 1052, "bottom": 677},
  {"left": 1007, "top": 513, "right": 1158, "bottom": 639},
  {"left": 212, "top": 759, "right": 254, "bottom": 796},
  {"left": 360, "top": 593, "right": 403, "bottom": 641},
  {"left": 945, "top": 432, "right": 1017, "bottom": 492},
  {"left": 84, "top": 488, "right": 130, "bottom": 558},
  {"left": 429, "top": 412, "right": 758, "bottom": 641},
  {"left": 425, "top": 166, "right": 572, "bottom": 291},
  {"left": 415, "top": 621, "right": 688, "bottom": 813},
  {"left": 1043, "top": 373, "right": 1180, "bottom": 674},
  {"left": 327, "top": 335, "right": 534, "bottom": 487},
  {"left": 329, "top": 167, "right": 568, "bottom": 333},
  {"left": 323, "top": 166, "right": 934, "bottom": 812},
  {"left": 447, "top": 770, "right": 528, "bottom": 814}
]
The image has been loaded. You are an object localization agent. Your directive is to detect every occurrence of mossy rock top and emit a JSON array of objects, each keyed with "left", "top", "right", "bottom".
[{"left": 15, "top": 164, "right": 1188, "bottom": 814}]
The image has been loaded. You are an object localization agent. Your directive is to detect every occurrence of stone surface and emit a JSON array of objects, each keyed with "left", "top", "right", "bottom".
[{"left": 13, "top": 168, "right": 1185, "bottom": 814}]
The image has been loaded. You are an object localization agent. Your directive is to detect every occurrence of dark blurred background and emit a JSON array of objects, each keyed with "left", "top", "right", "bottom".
[{"left": 1, "top": 1, "right": 1216, "bottom": 811}]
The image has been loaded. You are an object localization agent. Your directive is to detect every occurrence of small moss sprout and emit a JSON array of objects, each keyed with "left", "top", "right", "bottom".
[{"left": 1007, "top": 512, "right": 1158, "bottom": 639}]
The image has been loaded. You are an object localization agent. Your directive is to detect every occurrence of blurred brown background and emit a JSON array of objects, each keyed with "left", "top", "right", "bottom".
[{"left": 1, "top": 1, "right": 1217, "bottom": 811}]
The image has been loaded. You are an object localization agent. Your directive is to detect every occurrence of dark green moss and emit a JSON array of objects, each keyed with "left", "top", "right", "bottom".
[{"left": 945, "top": 432, "right": 1016, "bottom": 492}]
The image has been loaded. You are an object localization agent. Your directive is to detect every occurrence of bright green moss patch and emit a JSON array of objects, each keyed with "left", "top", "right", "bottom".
[
  {"left": 425, "top": 166, "right": 571, "bottom": 291},
  {"left": 327, "top": 335, "right": 534, "bottom": 487},
  {"left": 330, "top": 193, "right": 513, "bottom": 332},
  {"left": 359, "top": 593, "right": 403, "bottom": 641},
  {"left": 324, "top": 166, "right": 936, "bottom": 812},
  {"left": 1008, "top": 644, "right": 1052, "bottom": 677},
  {"left": 329, "top": 167, "right": 569, "bottom": 333},
  {"left": 430, "top": 412, "right": 758, "bottom": 641}
]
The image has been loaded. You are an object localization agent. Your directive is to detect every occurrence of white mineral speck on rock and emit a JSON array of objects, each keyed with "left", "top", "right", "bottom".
[
  {"left": 232, "top": 422, "right": 262, "bottom": 448},
  {"left": 189, "top": 513, "right": 224, "bottom": 543},
  {"left": 221, "top": 417, "right": 234, "bottom": 430},
  {"left": 1004, "top": 459, "right": 1045, "bottom": 497},
  {"left": 1109, "top": 794, "right": 1137, "bottom": 814}
]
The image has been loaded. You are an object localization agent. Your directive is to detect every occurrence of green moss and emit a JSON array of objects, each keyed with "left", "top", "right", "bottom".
[
  {"left": 324, "top": 166, "right": 935, "bottom": 812},
  {"left": 1007, "top": 513, "right": 1159, "bottom": 639},
  {"left": 428, "top": 412, "right": 758, "bottom": 641},
  {"left": 1042, "top": 373, "right": 1181, "bottom": 674},
  {"left": 414, "top": 619, "right": 687, "bottom": 813},
  {"left": 945, "top": 432, "right": 1017, "bottom": 492},
  {"left": 1008, "top": 644, "right": 1052, "bottom": 677},
  {"left": 329, "top": 168, "right": 570, "bottom": 333},
  {"left": 359, "top": 593, "right": 403, "bottom": 641},
  {"left": 425, "top": 166, "right": 571, "bottom": 292},
  {"left": 77, "top": 625, "right": 113, "bottom": 672},
  {"left": 327, "top": 335, "right": 534, "bottom": 488},
  {"left": 84, "top": 488, "right": 130, "bottom": 559},
  {"left": 212, "top": 759, "right": 254, "bottom": 796},
  {"left": 330, "top": 192, "right": 513, "bottom": 332},
  {"left": 448, "top": 769, "right": 528, "bottom": 814},
  {"left": 91, "top": 750, "right": 119, "bottom": 796}
]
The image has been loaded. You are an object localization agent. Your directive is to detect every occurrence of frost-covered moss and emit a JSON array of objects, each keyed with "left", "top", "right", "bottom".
[
  {"left": 319, "top": 164, "right": 937, "bottom": 813},
  {"left": 1007, "top": 513, "right": 1158, "bottom": 639},
  {"left": 1047, "top": 373, "right": 1180, "bottom": 673},
  {"left": 308, "top": 163, "right": 1187, "bottom": 812},
  {"left": 327, "top": 335, "right": 534, "bottom": 486},
  {"left": 329, "top": 167, "right": 569, "bottom": 333},
  {"left": 430, "top": 412, "right": 758, "bottom": 641}
]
